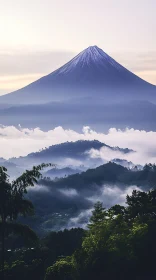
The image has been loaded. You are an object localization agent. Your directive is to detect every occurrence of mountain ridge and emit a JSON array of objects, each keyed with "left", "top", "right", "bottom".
[{"left": 9, "top": 140, "right": 133, "bottom": 167}]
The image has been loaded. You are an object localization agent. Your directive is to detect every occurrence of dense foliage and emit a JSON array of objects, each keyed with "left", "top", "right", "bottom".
[
  {"left": 44, "top": 189, "right": 156, "bottom": 280},
  {"left": 1, "top": 164, "right": 156, "bottom": 279}
]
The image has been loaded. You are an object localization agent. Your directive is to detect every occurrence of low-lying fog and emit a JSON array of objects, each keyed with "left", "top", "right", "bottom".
[
  {"left": 0, "top": 124, "right": 155, "bottom": 234},
  {"left": 0, "top": 125, "right": 156, "bottom": 165}
]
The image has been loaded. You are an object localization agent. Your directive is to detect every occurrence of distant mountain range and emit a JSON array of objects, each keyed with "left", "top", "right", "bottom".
[
  {"left": 0, "top": 99, "right": 156, "bottom": 131},
  {"left": 0, "top": 45, "right": 155, "bottom": 130},
  {"left": 25, "top": 162, "right": 153, "bottom": 233}
]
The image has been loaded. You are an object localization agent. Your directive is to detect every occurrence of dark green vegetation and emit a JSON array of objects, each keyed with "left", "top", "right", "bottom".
[
  {"left": 0, "top": 164, "right": 51, "bottom": 279},
  {"left": 1, "top": 228, "right": 84, "bottom": 280},
  {"left": 2, "top": 188, "right": 156, "bottom": 279},
  {"left": 1, "top": 163, "right": 156, "bottom": 279}
]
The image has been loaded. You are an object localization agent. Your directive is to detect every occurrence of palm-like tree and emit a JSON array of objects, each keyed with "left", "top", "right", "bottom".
[{"left": 0, "top": 163, "right": 52, "bottom": 279}]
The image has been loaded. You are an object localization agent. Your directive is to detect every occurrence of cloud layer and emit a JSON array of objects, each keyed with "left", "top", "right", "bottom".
[{"left": 0, "top": 125, "right": 156, "bottom": 165}]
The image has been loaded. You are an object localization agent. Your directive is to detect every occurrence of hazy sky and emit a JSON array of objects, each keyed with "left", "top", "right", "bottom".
[{"left": 0, "top": 0, "right": 156, "bottom": 94}]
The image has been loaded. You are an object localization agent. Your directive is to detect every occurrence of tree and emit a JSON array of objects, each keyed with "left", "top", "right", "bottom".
[
  {"left": 0, "top": 163, "right": 51, "bottom": 280},
  {"left": 126, "top": 189, "right": 156, "bottom": 221},
  {"left": 44, "top": 258, "right": 74, "bottom": 280},
  {"left": 108, "top": 204, "right": 126, "bottom": 217},
  {"left": 88, "top": 201, "right": 107, "bottom": 231},
  {"left": 74, "top": 191, "right": 156, "bottom": 280}
]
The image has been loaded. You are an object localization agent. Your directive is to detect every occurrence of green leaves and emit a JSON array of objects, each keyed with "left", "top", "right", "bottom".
[
  {"left": 0, "top": 163, "right": 53, "bottom": 221},
  {"left": 88, "top": 201, "right": 108, "bottom": 231},
  {"left": 12, "top": 163, "right": 54, "bottom": 192},
  {"left": 0, "top": 163, "right": 53, "bottom": 277},
  {"left": 0, "top": 166, "right": 9, "bottom": 183},
  {"left": 71, "top": 192, "right": 156, "bottom": 279},
  {"left": 126, "top": 189, "right": 156, "bottom": 222},
  {"left": 0, "top": 222, "right": 38, "bottom": 243},
  {"left": 45, "top": 258, "right": 74, "bottom": 280}
]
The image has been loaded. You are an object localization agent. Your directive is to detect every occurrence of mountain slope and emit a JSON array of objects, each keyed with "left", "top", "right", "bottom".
[{"left": 0, "top": 46, "right": 155, "bottom": 105}]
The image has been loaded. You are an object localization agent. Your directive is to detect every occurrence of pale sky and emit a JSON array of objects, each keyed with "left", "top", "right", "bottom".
[{"left": 0, "top": 0, "right": 156, "bottom": 94}]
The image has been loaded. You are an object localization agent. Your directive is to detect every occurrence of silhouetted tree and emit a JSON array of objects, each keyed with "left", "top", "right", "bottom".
[{"left": 0, "top": 164, "right": 51, "bottom": 279}]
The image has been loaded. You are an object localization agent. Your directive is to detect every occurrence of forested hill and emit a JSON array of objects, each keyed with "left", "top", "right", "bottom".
[
  {"left": 21, "top": 162, "right": 156, "bottom": 236},
  {"left": 40, "top": 162, "right": 156, "bottom": 190},
  {"left": 9, "top": 140, "right": 133, "bottom": 166},
  {"left": 41, "top": 162, "right": 127, "bottom": 189}
]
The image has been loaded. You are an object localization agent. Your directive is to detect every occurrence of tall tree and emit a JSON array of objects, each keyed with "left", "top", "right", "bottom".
[
  {"left": 88, "top": 201, "right": 107, "bottom": 231},
  {"left": 0, "top": 163, "right": 52, "bottom": 280}
]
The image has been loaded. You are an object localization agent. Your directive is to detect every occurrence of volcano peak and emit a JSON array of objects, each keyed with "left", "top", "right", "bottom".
[
  {"left": 0, "top": 45, "right": 155, "bottom": 105},
  {"left": 82, "top": 45, "right": 105, "bottom": 59},
  {"left": 87, "top": 45, "right": 100, "bottom": 50},
  {"left": 56, "top": 45, "right": 123, "bottom": 75},
  {"left": 82, "top": 45, "right": 105, "bottom": 56}
]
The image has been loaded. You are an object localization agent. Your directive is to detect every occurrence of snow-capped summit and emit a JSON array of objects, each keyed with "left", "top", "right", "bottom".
[
  {"left": 0, "top": 45, "right": 155, "bottom": 105},
  {"left": 55, "top": 45, "right": 123, "bottom": 75}
]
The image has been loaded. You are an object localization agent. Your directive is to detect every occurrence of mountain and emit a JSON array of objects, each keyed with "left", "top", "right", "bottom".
[
  {"left": 0, "top": 46, "right": 155, "bottom": 105},
  {"left": 9, "top": 140, "right": 133, "bottom": 168},
  {"left": 0, "top": 46, "right": 155, "bottom": 131},
  {"left": 0, "top": 99, "right": 156, "bottom": 131}
]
